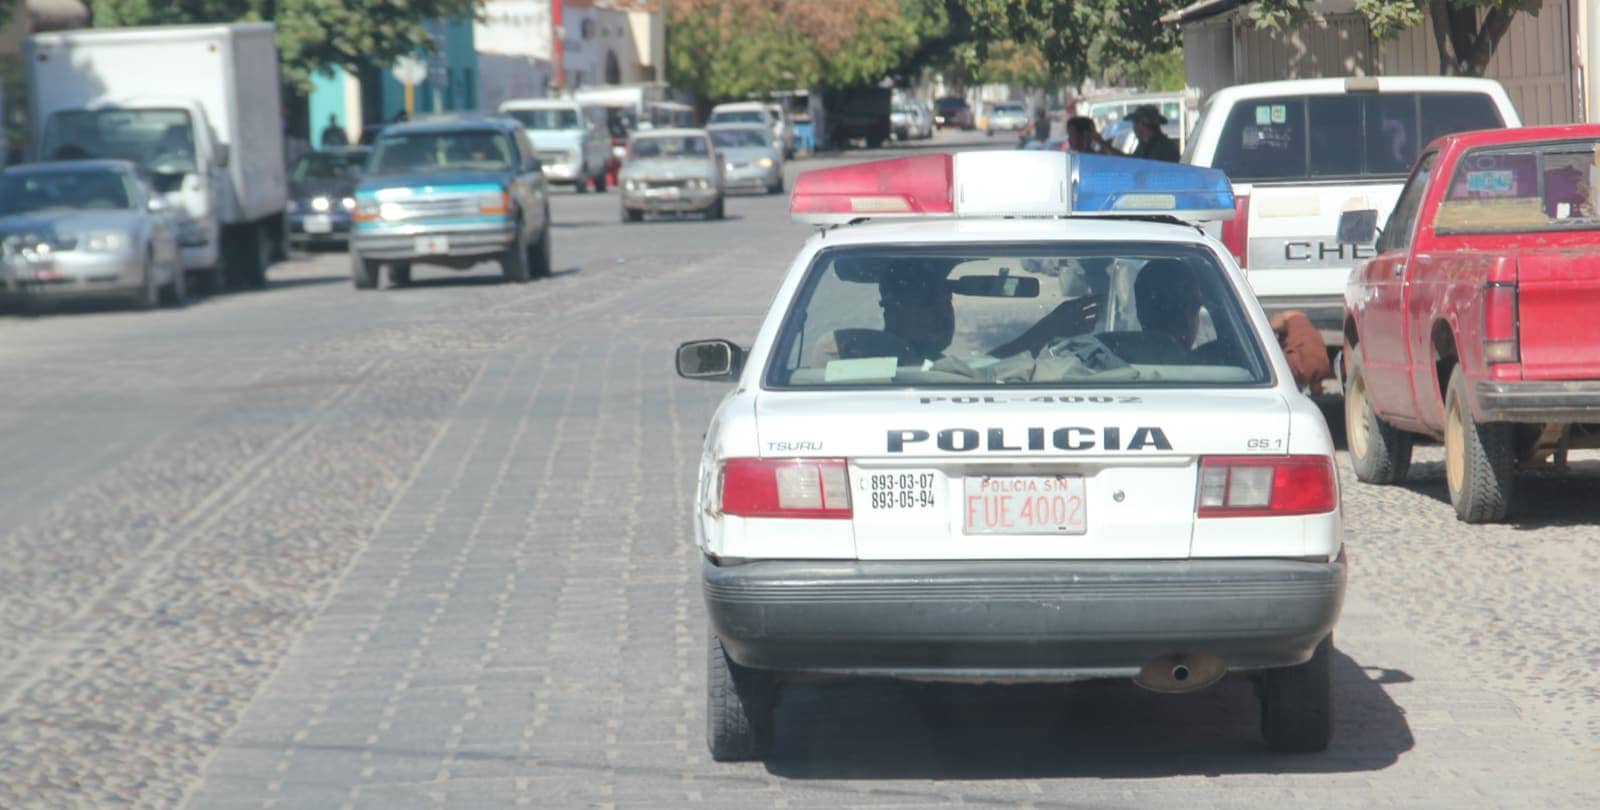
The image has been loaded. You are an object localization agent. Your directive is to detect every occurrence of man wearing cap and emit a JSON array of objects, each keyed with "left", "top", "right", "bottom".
[{"left": 1097, "top": 104, "right": 1180, "bottom": 163}]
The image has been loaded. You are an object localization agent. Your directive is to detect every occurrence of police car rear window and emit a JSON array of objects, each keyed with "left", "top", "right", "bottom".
[
  {"left": 765, "top": 243, "right": 1271, "bottom": 389},
  {"left": 1211, "top": 92, "right": 1503, "bottom": 182}
]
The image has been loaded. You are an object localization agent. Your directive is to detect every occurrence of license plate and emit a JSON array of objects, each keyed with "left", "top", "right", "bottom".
[
  {"left": 303, "top": 214, "right": 332, "bottom": 234},
  {"left": 414, "top": 235, "right": 449, "bottom": 254},
  {"left": 963, "top": 476, "right": 1087, "bottom": 535},
  {"left": 649, "top": 187, "right": 681, "bottom": 200}
]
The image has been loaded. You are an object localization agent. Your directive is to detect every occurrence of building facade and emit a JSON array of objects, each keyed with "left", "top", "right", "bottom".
[{"left": 1167, "top": 0, "right": 1583, "bottom": 126}]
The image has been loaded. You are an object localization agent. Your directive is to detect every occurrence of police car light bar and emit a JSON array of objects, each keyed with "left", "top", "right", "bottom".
[{"left": 790, "top": 151, "right": 1235, "bottom": 224}]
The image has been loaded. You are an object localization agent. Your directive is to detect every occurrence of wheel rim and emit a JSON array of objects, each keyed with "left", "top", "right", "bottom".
[
  {"left": 1445, "top": 394, "right": 1466, "bottom": 495},
  {"left": 1345, "top": 375, "right": 1370, "bottom": 462}
]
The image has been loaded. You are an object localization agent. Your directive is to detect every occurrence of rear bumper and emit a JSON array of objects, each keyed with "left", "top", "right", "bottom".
[
  {"left": 703, "top": 554, "right": 1345, "bottom": 681},
  {"left": 1476, "top": 379, "right": 1600, "bottom": 423}
]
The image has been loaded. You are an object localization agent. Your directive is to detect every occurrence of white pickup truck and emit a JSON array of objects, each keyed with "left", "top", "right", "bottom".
[
  {"left": 25, "top": 23, "right": 289, "bottom": 292},
  {"left": 1183, "top": 76, "right": 1519, "bottom": 350}
]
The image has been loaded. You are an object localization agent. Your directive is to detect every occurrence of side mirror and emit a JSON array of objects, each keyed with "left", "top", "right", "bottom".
[
  {"left": 1337, "top": 209, "right": 1379, "bottom": 245},
  {"left": 677, "top": 339, "right": 744, "bottom": 382},
  {"left": 213, "top": 144, "right": 231, "bottom": 168}
]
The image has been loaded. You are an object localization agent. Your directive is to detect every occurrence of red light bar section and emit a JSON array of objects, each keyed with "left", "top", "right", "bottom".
[{"left": 790, "top": 154, "right": 954, "bottom": 218}]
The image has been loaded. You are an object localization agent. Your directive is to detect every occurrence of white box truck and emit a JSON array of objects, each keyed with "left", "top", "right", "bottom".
[{"left": 24, "top": 23, "right": 289, "bottom": 291}]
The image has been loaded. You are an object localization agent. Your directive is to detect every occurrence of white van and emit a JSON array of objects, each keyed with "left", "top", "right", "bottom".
[
  {"left": 499, "top": 98, "right": 611, "bottom": 192},
  {"left": 708, "top": 101, "right": 792, "bottom": 158},
  {"left": 1184, "top": 77, "right": 1519, "bottom": 346}
]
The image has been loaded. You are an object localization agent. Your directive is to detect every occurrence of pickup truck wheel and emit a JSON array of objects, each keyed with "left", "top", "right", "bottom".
[
  {"left": 1343, "top": 353, "right": 1412, "bottom": 484},
  {"left": 706, "top": 635, "right": 775, "bottom": 762},
  {"left": 530, "top": 225, "right": 552, "bottom": 278},
  {"left": 1258, "top": 634, "right": 1333, "bottom": 753},
  {"left": 1444, "top": 368, "right": 1514, "bottom": 523},
  {"left": 500, "top": 221, "right": 531, "bottom": 283},
  {"left": 388, "top": 263, "right": 411, "bottom": 287},
  {"left": 350, "top": 252, "right": 379, "bottom": 290}
]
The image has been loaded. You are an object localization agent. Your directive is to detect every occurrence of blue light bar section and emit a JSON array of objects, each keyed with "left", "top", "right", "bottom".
[{"left": 1070, "top": 154, "right": 1234, "bottom": 217}]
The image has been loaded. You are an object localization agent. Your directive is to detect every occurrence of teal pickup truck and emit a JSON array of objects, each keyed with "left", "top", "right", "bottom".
[{"left": 350, "top": 115, "right": 551, "bottom": 289}]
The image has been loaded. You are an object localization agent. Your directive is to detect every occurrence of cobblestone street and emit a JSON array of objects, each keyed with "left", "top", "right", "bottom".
[{"left": 1, "top": 136, "right": 1597, "bottom": 809}]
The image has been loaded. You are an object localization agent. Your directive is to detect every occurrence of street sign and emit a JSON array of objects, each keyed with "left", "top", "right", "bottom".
[{"left": 391, "top": 56, "right": 427, "bottom": 87}]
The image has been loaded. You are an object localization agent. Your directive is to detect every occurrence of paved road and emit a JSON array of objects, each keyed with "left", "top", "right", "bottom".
[{"left": 1, "top": 130, "right": 1596, "bottom": 809}]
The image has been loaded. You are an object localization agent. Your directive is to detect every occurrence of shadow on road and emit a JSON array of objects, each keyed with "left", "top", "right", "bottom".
[
  {"left": 764, "top": 651, "right": 1412, "bottom": 780},
  {"left": 1397, "top": 458, "right": 1600, "bottom": 528}
]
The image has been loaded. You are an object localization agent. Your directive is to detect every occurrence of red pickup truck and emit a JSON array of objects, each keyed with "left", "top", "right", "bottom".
[{"left": 1340, "top": 124, "right": 1600, "bottom": 523}]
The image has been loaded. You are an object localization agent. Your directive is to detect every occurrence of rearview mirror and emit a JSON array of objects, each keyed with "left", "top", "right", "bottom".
[
  {"left": 213, "top": 144, "right": 231, "bottom": 168},
  {"left": 1337, "top": 209, "right": 1379, "bottom": 245},
  {"left": 677, "top": 339, "right": 744, "bottom": 382},
  {"left": 949, "top": 275, "right": 1040, "bottom": 298}
]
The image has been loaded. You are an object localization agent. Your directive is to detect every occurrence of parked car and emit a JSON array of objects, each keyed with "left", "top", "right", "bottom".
[
  {"left": 0, "top": 159, "right": 183, "bottom": 309},
  {"left": 933, "top": 96, "right": 973, "bottom": 130},
  {"left": 498, "top": 98, "right": 611, "bottom": 192},
  {"left": 1339, "top": 123, "right": 1600, "bottom": 524},
  {"left": 618, "top": 129, "right": 723, "bottom": 223},
  {"left": 350, "top": 115, "right": 551, "bottom": 288},
  {"left": 909, "top": 101, "right": 934, "bottom": 139},
  {"left": 1185, "top": 76, "right": 1519, "bottom": 352},
  {"left": 286, "top": 147, "right": 369, "bottom": 248},
  {"left": 708, "top": 124, "right": 783, "bottom": 195},
  {"left": 985, "top": 101, "right": 1029, "bottom": 136}
]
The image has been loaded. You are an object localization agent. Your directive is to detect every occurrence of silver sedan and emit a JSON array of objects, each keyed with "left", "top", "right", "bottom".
[
  {"left": 0, "top": 160, "right": 183, "bottom": 310},
  {"left": 619, "top": 129, "right": 724, "bottom": 223}
]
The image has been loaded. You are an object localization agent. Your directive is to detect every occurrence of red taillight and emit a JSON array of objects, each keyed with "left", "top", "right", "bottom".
[
  {"left": 1196, "top": 456, "right": 1336, "bottom": 518},
  {"left": 1483, "top": 282, "right": 1519, "bottom": 364},
  {"left": 1219, "top": 192, "right": 1249, "bottom": 268},
  {"left": 789, "top": 154, "right": 954, "bottom": 218},
  {"left": 719, "top": 458, "right": 852, "bottom": 519}
]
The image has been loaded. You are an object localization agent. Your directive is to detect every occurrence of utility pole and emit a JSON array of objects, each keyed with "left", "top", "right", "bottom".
[{"left": 552, "top": 0, "right": 565, "bottom": 96}]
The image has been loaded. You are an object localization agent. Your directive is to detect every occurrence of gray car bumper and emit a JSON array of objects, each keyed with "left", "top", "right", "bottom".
[
  {"left": 1476, "top": 379, "right": 1600, "bottom": 423},
  {"left": 351, "top": 226, "right": 515, "bottom": 261},
  {"left": 703, "top": 554, "right": 1345, "bottom": 680}
]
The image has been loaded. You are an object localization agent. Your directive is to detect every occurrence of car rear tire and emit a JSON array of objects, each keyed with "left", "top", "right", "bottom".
[
  {"left": 706, "top": 635, "right": 775, "bottom": 762},
  {"left": 1343, "top": 349, "right": 1412, "bottom": 484},
  {"left": 500, "top": 221, "right": 531, "bottom": 284},
  {"left": 388, "top": 262, "right": 411, "bottom": 287},
  {"left": 1444, "top": 367, "right": 1514, "bottom": 523},
  {"left": 1259, "top": 634, "right": 1333, "bottom": 753},
  {"left": 622, "top": 207, "right": 642, "bottom": 224},
  {"left": 351, "top": 251, "right": 379, "bottom": 290}
]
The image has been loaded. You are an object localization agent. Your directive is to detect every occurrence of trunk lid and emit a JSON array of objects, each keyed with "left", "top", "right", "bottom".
[
  {"left": 755, "top": 389, "right": 1292, "bottom": 561},
  {"left": 1236, "top": 179, "right": 1403, "bottom": 302}
]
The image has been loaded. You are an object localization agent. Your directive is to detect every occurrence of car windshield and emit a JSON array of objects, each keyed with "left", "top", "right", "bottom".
[
  {"left": 506, "top": 108, "right": 581, "bottom": 130},
  {"left": 710, "top": 110, "right": 765, "bottom": 125},
  {"left": 291, "top": 152, "right": 366, "bottom": 183},
  {"left": 0, "top": 169, "right": 135, "bottom": 215},
  {"left": 41, "top": 108, "right": 196, "bottom": 175},
  {"left": 709, "top": 128, "right": 770, "bottom": 148},
  {"left": 630, "top": 136, "right": 710, "bottom": 159},
  {"left": 766, "top": 243, "right": 1269, "bottom": 388},
  {"left": 1211, "top": 92, "right": 1505, "bottom": 182},
  {"left": 995, "top": 104, "right": 1025, "bottom": 114},
  {"left": 368, "top": 131, "right": 514, "bottom": 174}
]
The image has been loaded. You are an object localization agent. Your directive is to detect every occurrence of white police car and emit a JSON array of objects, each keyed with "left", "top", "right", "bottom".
[{"left": 676, "top": 152, "right": 1345, "bottom": 761}]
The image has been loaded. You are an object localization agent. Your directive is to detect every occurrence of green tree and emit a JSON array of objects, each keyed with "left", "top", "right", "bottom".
[
  {"left": 90, "top": 0, "right": 482, "bottom": 92},
  {"left": 955, "top": 0, "right": 1182, "bottom": 86},
  {"left": 1250, "top": 0, "right": 1541, "bottom": 76}
]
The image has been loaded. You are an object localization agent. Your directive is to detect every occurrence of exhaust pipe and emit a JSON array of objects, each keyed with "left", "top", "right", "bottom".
[{"left": 1134, "top": 653, "right": 1226, "bottom": 694}]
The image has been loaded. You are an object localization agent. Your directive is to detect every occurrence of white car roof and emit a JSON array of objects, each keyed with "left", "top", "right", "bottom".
[
  {"left": 631, "top": 127, "right": 708, "bottom": 139},
  {"left": 499, "top": 98, "right": 581, "bottom": 111},
  {"left": 711, "top": 102, "right": 768, "bottom": 112},
  {"left": 1207, "top": 75, "right": 1507, "bottom": 102},
  {"left": 808, "top": 217, "right": 1215, "bottom": 250}
]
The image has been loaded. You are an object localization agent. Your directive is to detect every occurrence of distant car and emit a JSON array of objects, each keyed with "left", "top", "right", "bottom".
[
  {"left": 707, "top": 101, "right": 794, "bottom": 158},
  {"left": 986, "top": 101, "right": 1029, "bottom": 136},
  {"left": 619, "top": 128, "right": 723, "bottom": 223},
  {"left": 933, "top": 96, "right": 973, "bottom": 130},
  {"left": 350, "top": 115, "right": 551, "bottom": 288},
  {"left": 910, "top": 101, "right": 935, "bottom": 139},
  {"left": 287, "top": 147, "right": 369, "bottom": 248},
  {"left": 891, "top": 103, "right": 924, "bottom": 141},
  {"left": 708, "top": 124, "right": 783, "bottom": 195},
  {"left": 0, "top": 160, "right": 184, "bottom": 309},
  {"left": 499, "top": 98, "right": 611, "bottom": 192}
]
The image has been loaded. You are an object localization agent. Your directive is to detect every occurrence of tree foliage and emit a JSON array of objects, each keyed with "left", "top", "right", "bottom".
[
  {"left": 955, "top": 0, "right": 1181, "bottom": 86},
  {"left": 89, "top": 0, "right": 483, "bottom": 92},
  {"left": 666, "top": 0, "right": 945, "bottom": 102},
  {"left": 1250, "top": 0, "right": 1541, "bottom": 76}
]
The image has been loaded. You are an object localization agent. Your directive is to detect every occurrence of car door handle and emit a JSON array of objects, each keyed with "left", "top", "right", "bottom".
[{"left": 1392, "top": 263, "right": 1405, "bottom": 278}]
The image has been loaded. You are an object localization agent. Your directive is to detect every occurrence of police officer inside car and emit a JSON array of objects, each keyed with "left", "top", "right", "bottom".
[{"left": 1098, "top": 105, "right": 1180, "bottom": 163}]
